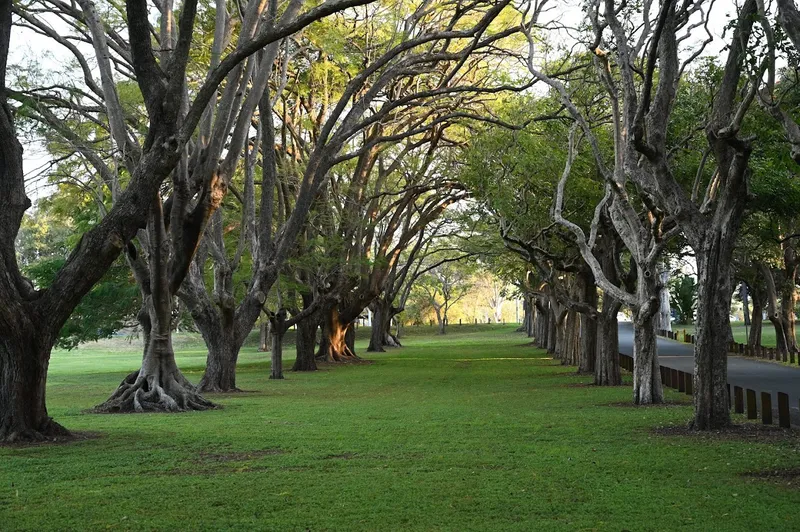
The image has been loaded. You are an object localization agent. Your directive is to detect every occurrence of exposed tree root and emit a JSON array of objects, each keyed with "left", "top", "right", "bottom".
[
  {"left": 0, "top": 417, "right": 73, "bottom": 444},
  {"left": 95, "top": 369, "right": 216, "bottom": 413},
  {"left": 385, "top": 334, "right": 402, "bottom": 347},
  {"left": 316, "top": 347, "right": 361, "bottom": 363}
]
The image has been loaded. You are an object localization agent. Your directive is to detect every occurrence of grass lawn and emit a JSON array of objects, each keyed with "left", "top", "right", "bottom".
[
  {"left": 673, "top": 322, "right": 798, "bottom": 348},
  {"left": 2, "top": 325, "right": 800, "bottom": 530}
]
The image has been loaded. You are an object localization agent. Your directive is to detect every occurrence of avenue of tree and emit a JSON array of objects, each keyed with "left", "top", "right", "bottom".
[{"left": 2, "top": 0, "right": 800, "bottom": 441}]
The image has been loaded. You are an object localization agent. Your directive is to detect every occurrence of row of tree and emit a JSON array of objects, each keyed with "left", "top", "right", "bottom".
[
  {"left": 0, "top": 0, "right": 525, "bottom": 441},
  {"left": 462, "top": 0, "right": 800, "bottom": 429},
  {"left": 4, "top": 0, "right": 800, "bottom": 442}
]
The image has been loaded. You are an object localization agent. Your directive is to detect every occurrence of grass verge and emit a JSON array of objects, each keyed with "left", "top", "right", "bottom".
[{"left": 2, "top": 325, "right": 799, "bottom": 530}]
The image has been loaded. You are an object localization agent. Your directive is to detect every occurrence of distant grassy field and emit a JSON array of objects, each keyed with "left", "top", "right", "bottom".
[
  {"left": 673, "top": 322, "right": 798, "bottom": 348},
  {"left": 2, "top": 325, "right": 799, "bottom": 530}
]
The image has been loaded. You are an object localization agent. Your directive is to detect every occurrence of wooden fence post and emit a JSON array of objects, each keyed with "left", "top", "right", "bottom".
[
  {"left": 761, "top": 392, "right": 773, "bottom": 424},
  {"left": 684, "top": 372, "right": 693, "bottom": 396},
  {"left": 734, "top": 386, "right": 744, "bottom": 413},
  {"left": 777, "top": 392, "right": 791, "bottom": 428},
  {"left": 746, "top": 389, "right": 758, "bottom": 419},
  {"left": 678, "top": 371, "right": 686, "bottom": 393}
]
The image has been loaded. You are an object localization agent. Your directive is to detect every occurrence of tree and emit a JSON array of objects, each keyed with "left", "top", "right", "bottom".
[
  {"left": 0, "top": 0, "right": 375, "bottom": 441},
  {"left": 420, "top": 261, "right": 472, "bottom": 334}
]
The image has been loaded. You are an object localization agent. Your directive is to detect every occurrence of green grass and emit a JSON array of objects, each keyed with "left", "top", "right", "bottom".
[
  {"left": 2, "top": 325, "right": 800, "bottom": 530},
  {"left": 673, "top": 322, "right": 799, "bottom": 348}
]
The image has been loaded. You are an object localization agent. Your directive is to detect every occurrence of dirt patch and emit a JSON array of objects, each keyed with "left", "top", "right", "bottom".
[
  {"left": 741, "top": 468, "right": 800, "bottom": 488},
  {"left": 192, "top": 448, "right": 285, "bottom": 464},
  {"left": 562, "top": 382, "right": 593, "bottom": 388},
  {"left": 653, "top": 423, "right": 798, "bottom": 443},
  {"left": 0, "top": 430, "right": 102, "bottom": 448}
]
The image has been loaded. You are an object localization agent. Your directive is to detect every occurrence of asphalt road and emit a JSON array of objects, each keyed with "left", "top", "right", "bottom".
[{"left": 618, "top": 322, "right": 800, "bottom": 423}]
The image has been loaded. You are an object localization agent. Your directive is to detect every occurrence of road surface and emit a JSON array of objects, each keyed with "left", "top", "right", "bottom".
[{"left": 618, "top": 323, "right": 800, "bottom": 422}]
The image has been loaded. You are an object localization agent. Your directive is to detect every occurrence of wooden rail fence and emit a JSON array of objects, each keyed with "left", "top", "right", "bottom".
[
  {"left": 618, "top": 352, "right": 796, "bottom": 429},
  {"left": 657, "top": 328, "right": 797, "bottom": 364}
]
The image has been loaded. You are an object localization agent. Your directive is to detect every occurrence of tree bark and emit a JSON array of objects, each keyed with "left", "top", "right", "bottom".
[
  {"left": 595, "top": 296, "right": 622, "bottom": 386},
  {"left": 632, "top": 266, "right": 663, "bottom": 405},
  {"left": 367, "top": 299, "right": 389, "bottom": 352},
  {"left": 198, "top": 330, "right": 239, "bottom": 392},
  {"left": 546, "top": 304, "right": 557, "bottom": 353},
  {"left": 97, "top": 300, "right": 214, "bottom": 412},
  {"left": 760, "top": 262, "right": 790, "bottom": 359},
  {"left": 748, "top": 292, "right": 763, "bottom": 347},
  {"left": 0, "top": 327, "right": 71, "bottom": 442},
  {"left": 692, "top": 244, "right": 737, "bottom": 428},
  {"left": 317, "top": 306, "right": 358, "bottom": 362},
  {"left": 293, "top": 311, "right": 318, "bottom": 371},
  {"left": 259, "top": 321, "right": 271, "bottom": 352},
  {"left": 578, "top": 270, "right": 598, "bottom": 374},
  {"left": 270, "top": 310, "right": 286, "bottom": 379},
  {"left": 97, "top": 197, "right": 216, "bottom": 412},
  {"left": 657, "top": 268, "right": 672, "bottom": 332}
]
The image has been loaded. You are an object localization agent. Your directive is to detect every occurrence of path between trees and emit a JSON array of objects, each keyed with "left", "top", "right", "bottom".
[{"left": 617, "top": 323, "right": 800, "bottom": 423}]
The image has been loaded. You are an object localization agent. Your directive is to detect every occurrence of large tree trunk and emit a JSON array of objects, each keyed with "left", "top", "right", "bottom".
[
  {"left": 0, "top": 327, "right": 71, "bottom": 442},
  {"left": 97, "top": 300, "right": 213, "bottom": 412},
  {"left": 435, "top": 306, "right": 446, "bottom": 335},
  {"left": 259, "top": 321, "right": 271, "bottom": 352},
  {"left": 546, "top": 305, "right": 557, "bottom": 353},
  {"left": 562, "top": 309, "right": 580, "bottom": 366},
  {"left": 317, "top": 306, "right": 358, "bottom": 362},
  {"left": 182, "top": 270, "right": 242, "bottom": 393},
  {"left": 632, "top": 267, "right": 663, "bottom": 405},
  {"left": 692, "top": 245, "right": 736, "bottom": 429},
  {"left": 293, "top": 312, "right": 318, "bottom": 371},
  {"left": 578, "top": 270, "right": 598, "bottom": 374},
  {"left": 98, "top": 200, "right": 214, "bottom": 413},
  {"left": 198, "top": 332, "right": 239, "bottom": 393},
  {"left": 367, "top": 299, "right": 390, "bottom": 352},
  {"left": 0, "top": 13, "right": 69, "bottom": 441},
  {"left": 749, "top": 294, "right": 763, "bottom": 347},
  {"left": 595, "top": 296, "right": 622, "bottom": 386},
  {"left": 780, "top": 243, "right": 798, "bottom": 360},
  {"left": 270, "top": 310, "right": 286, "bottom": 379},
  {"left": 760, "top": 263, "right": 790, "bottom": 359},
  {"left": 657, "top": 268, "right": 672, "bottom": 332},
  {"left": 741, "top": 283, "right": 751, "bottom": 327}
]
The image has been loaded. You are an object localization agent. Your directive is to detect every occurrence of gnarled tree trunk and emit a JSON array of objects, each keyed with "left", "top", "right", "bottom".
[
  {"left": 748, "top": 291, "right": 763, "bottom": 347},
  {"left": 595, "top": 296, "right": 622, "bottom": 386},
  {"left": 97, "top": 299, "right": 213, "bottom": 412},
  {"left": 367, "top": 298, "right": 390, "bottom": 352},
  {"left": 293, "top": 311, "right": 319, "bottom": 371},
  {"left": 270, "top": 310, "right": 286, "bottom": 379},
  {"left": 632, "top": 266, "right": 663, "bottom": 405},
  {"left": 578, "top": 270, "right": 598, "bottom": 374},
  {"left": 0, "top": 326, "right": 70, "bottom": 442},
  {"left": 692, "top": 243, "right": 737, "bottom": 428},
  {"left": 259, "top": 321, "right": 271, "bottom": 352},
  {"left": 97, "top": 194, "right": 217, "bottom": 413},
  {"left": 317, "top": 306, "right": 358, "bottom": 362}
]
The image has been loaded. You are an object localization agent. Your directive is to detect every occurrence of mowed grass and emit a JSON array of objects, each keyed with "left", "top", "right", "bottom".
[
  {"left": 675, "top": 322, "right": 798, "bottom": 349},
  {"left": 2, "top": 326, "right": 800, "bottom": 531}
]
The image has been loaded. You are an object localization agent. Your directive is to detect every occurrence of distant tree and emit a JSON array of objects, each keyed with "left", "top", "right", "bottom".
[{"left": 420, "top": 262, "right": 472, "bottom": 334}]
